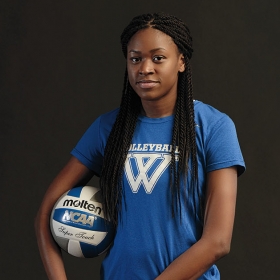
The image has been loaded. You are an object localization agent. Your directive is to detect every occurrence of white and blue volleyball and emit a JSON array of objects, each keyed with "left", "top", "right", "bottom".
[{"left": 50, "top": 185, "right": 115, "bottom": 258}]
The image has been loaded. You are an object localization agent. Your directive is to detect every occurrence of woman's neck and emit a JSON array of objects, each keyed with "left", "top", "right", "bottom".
[{"left": 141, "top": 98, "right": 176, "bottom": 118}]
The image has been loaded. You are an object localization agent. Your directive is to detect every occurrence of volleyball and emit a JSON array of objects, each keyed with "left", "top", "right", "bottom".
[{"left": 50, "top": 185, "right": 115, "bottom": 258}]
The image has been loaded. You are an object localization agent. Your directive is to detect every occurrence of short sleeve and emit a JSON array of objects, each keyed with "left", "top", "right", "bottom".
[
  {"left": 205, "top": 115, "right": 245, "bottom": 176},
  {"left": 71, "top": 116, "right": 104, "bottom": 175}
]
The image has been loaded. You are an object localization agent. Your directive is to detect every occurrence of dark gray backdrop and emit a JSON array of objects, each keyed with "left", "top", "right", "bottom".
[{"left": 1, "top": 0, "right": 279, "bottom": 279}]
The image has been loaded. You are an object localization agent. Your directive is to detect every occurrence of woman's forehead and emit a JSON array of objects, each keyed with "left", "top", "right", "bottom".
[{"left": 127, "top": 28, "right": 176, "bottom": 52}]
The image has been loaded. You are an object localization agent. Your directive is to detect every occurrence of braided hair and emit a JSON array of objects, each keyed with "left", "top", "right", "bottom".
[{"left": 100, "top": 13, "right": 200, "bottom": 226}]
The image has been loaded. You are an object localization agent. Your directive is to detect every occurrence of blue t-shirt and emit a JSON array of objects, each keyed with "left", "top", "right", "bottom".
[{"left": 71, "top": 100, "right": 245, "bottom": 280}]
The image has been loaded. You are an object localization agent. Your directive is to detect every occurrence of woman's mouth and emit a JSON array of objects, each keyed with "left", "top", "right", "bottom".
[{"left": 136, "top": 80, "right": 159, "bottom": 89}]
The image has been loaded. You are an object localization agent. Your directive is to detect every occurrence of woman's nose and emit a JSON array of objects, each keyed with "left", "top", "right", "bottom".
[{"left": 139, "top": 60, "right": 154, "bottom": 75}]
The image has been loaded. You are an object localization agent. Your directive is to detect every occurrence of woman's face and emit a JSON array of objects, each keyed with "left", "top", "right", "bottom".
[{"left": 127, "top": 28, "right": 185, "bottom": 108}]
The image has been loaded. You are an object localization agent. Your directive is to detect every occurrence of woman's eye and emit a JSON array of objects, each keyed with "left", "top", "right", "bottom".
[
  {"left": 153, "top": 56, "right": 164, "bottom": 62},
  {"left": 130, "top": 57, "right": 141, "bottom": 63}
]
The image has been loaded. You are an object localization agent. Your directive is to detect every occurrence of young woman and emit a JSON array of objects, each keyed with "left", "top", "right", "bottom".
[{"left": 35, "top": 13, "right": 245, "bottom": 280}]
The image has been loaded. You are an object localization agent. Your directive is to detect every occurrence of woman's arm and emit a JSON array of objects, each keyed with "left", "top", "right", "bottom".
[
  {"left": 35, "top": 157, "right": 94, "bottom": 280},
  {"left": 156, "top": 166, "right": 238, "bottom": 280}
]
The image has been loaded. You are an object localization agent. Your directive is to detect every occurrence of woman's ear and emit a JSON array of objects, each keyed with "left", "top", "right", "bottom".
[{"left": 178, "top": 55, "right": 185, "bottom": 72}]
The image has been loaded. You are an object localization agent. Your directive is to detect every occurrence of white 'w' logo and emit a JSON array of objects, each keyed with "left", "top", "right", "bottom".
[{"left": 124, "top": 153, "right": 171, "bottom": 194}]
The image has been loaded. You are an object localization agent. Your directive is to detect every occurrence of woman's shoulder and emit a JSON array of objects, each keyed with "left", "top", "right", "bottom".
[
  {"left": 194, "top": 100, "right": 233, "bottom": 127},
  {"left": 84, "top": 108, "right": 120, "bottom": 136},
  {"left": 97, "top": 108, "right": 120, "bottom": 127},
  {"left": 194, "top": 100, "right": 226, "bottom": 117},
  {"left": 99, "top": 107, "right": 120, "bottom": 120}
]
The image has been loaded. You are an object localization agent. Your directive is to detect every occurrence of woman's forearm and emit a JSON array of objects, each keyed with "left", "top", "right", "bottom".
[
  {"left": 35, "top": 157, "right": 94, "bottom": 279},
  {"left": 35, "top": 210, "right": 68, "bottom": 280},
  {"left": 156, "top": 167, "right": 237, "bottom": 280}
]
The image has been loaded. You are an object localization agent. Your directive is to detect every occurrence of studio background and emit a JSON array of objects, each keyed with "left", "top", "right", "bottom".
[{"left": 1, "top": 1, "right": 279, "bottom": 279}]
